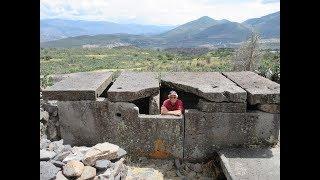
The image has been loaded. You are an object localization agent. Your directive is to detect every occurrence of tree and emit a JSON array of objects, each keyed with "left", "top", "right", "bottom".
[{"left": 233, "top": 32, "right": 261, "bottom": 71}]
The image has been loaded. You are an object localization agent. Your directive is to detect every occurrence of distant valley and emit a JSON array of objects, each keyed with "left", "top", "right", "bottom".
[{"left": 41, "top": 11, "right": 279, "bottom": 49}]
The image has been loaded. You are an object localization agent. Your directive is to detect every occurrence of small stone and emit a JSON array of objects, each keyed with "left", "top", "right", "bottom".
[
  {"left": 40, "top": 110, "right": 49, "bottom": 122},
  {"left": 62, "top": 145, "right": 72, "bottom": 152},
  {"left": 40, "top": 149, "right": 56, "bottom": 161},
  {"left": 50, "top": 160, "right": 66, "bottom": 168},
  {"left": 72, "top": 146, "right": 91, "bottom": 154},
  {"left": 55, "top": 171, "right": 68, "bottom": 180},
  {"left": 82, "top": 142, "right": 119, "bottom": 166},
  {"left": 40, "top": 161, "right": 60, "bottom": 180},
  {"left": 116, "top": 148, "right": 127, "bottom": 159},
  {"left": 63, "top": 152, "right": 84, "bottom": 163},
  {"left": 54, "top": 151, "right": 72, "bottom": 162},
  {"left": 95, "top": 159, "right": 111, "bottom": 170},
  {"left": 192, "top": 163, "right": 202, "bottom": 173},
  {"left": 48, "top": 139, "right": 64, "bottom": 153},
  {"left": 77, "top": 166, "right": 96, "bottom": 180},
  {"left": 40, "top": 138, "right": 51, "bottom": 149},
  {"left": 126, "top": 167, "right": 164, "bottom": 179},
  {"left": 63, "top": 160, "right": 85, "bottom": 177}
]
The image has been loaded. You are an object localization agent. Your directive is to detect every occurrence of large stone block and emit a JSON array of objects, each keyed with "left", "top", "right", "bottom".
[
  {"left": 136, "top": 114, "right": 184, "bottom": 159},
  {"left": 218, "top": 147, "right": 280, "bottom": 180},
  {"left": 184, "top": 109, "right": 280, "bottom": 161},
  {"left": 222, "top": 71, "right": 280, "bottom": 105},
  {"left": 43, "top": 71, "right": 113, "bottom": 101},
  {"left": 58, "top": 98, "right": 139, "bottom": 147},
  {"left": 57, "top": 98, "right": 183, "bottom": 158},
  {"left": 107, "top": 72, "right": 159, "bottom": 102},
  {"left": 161, "top": 72, "right": 247, "bottom": 103},
  {"left": 197, "top": 99, "right": 246, "bottom": 113}
]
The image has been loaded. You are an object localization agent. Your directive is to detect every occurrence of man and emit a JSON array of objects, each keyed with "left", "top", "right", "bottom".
[{"left": 161, "top": 90, "right": 184, "bottom": 116}]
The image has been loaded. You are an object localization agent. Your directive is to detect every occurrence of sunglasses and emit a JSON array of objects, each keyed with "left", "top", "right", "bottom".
[{"left": 169, "top": 96, "right": 177, "bottom": 99}]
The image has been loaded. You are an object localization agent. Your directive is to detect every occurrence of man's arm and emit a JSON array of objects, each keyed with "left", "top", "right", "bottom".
[{"left": 161, "top": 106, "right": 182, "bottom": 116}]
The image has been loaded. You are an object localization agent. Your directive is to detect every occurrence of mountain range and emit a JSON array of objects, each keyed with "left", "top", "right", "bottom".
[{"left": 41, "top": 11, "right": 279, "bottom": 48}]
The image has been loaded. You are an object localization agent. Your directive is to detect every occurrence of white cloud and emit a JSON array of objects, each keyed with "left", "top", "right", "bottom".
[{"left": 40, "top": 0, "right": 279, "bottom": 25}]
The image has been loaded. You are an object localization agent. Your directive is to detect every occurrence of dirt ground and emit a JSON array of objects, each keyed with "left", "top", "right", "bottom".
[{"left": 125, "top": 155, "right": 226, "bottom": 180}]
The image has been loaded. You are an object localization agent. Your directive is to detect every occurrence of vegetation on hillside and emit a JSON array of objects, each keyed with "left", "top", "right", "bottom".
[{"left": 40, "top": 46, "right": 280, "bottom": 86}]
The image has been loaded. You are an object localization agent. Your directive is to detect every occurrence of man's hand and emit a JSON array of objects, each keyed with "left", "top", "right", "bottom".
[{"left": 173, "top": 110, "right": 182, "bottom": 116}]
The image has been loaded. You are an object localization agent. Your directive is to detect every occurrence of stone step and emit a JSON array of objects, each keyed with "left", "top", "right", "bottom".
[{"left": 218, "top": 147, "right": 280, "bottom": 180}]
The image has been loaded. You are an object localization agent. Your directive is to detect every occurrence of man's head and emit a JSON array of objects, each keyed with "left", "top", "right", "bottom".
[{"left": 168, "top": 90, "right": 178, "bottom": 103}]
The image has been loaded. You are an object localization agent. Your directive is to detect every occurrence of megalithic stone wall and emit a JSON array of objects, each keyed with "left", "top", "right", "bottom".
[
  {"left": 183, "top": 109, "right": 280, "bottom": 161},
  {"left": 57, "top": 98, "right": 184, "bottom": 159},
  {"left": 43, "top": 71, "right": 280, "bottom": 162}
]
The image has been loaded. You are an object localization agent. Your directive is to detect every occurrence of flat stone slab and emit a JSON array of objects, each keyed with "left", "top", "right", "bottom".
[
  {"left": 222, "top": 71, "right": 280, "bottom": 105},
  {"left": 42, "top": 71, "right": 113, "bottom": 101},
  {"left": 219, "top": 147, "right": 280, "bottom": 180},
  {"left": 184, "top": 109, "right": 280, "bottom": 161},
  {"left": 108, "top": 72, "right": 159, "bottom": 102},
  {"left": 197, "top": 99, "right": 246, "bottom": 113},
  {"left": 161, "top": 72, "right": 247, "bottom": 102}
]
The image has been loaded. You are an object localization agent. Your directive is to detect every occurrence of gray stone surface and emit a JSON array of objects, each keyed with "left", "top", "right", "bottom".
[
  {"left": 219, "top": 147, "right": 280, "bottom": 180},
  {"left": 184, "top": 109, "right": 280, "bottom": 161},
  {"left": 40, "top": 138, "right": 51, "bottom": 149},
  {"left": 95, "top": 160, "right": 111, "bottom": 170},
  {"left": 40, "top": 161, "right": 60, "bottom": 180},
  {"left": 40, "top": 149, "right": 56, "bottom": 161},
  {"left": 197, "top": 99, "right": 246, "bottom": 113},
  {"left": 55, "top": 171, "right": 68, "bottom": 180},
  {"left": 257, "top": 104, "right": 280, "bottom": 113},
  {"left": 107, "top": 72, "right": 160, "bottom": 102},
  {"left": 161, "top": 72, "right": 247, "bottom": 102},
  {"left": 42, "top": 71, "right": 113, "bottom": 101},
  {"left": 222, "top": 71, "right": 280, "bottom": 105},
  {"left": 58, "top": 98, "right": 184, "bottom": 158},
  {"left": 50, "top": 160, "right": 66, "bottom": 168},
  {"left": 149, "top": 92, "right": 160, "bottom": 115}
]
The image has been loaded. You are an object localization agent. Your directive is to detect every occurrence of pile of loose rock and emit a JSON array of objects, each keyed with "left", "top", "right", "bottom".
[
  {"left": 40, "top": 87, "right": 61, "bottom": 141},
  {"left": 40, "top": 138, "right": 130, "bottom": 180}
]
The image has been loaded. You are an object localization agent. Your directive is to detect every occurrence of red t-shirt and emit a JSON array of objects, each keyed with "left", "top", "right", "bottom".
[{"left": 162, "top": 99, "right": 184, "bottom": 112}]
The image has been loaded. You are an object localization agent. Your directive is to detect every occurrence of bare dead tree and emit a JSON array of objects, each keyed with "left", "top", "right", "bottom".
[{"left": 233, "top": 32, "right": 261, "bottom": 71}]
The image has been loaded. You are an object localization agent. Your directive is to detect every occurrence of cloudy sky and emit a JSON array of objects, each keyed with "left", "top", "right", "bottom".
[{"left": 40, "top": 0, "right": 280, "bottom": 25}]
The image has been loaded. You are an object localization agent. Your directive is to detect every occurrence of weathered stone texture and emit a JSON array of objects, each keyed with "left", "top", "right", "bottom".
[
  {"left": 107, "top": 72, "right": 159, "bottom": 102},
  {"left": 257, "top": 104, "right": 280, "bottom": 113},
  {"left": 42, "top": 71, "right": 113, "bottom": 101},
  {"left": 149, "top": 92, "right": 160, "bottom": 115},
  {"left": 219, "top": 147, "right": 280, "bottom": 180},
  {"left": 184, "top": 109, "right": 280, "bottom": 161},
  {"left": 223, "top": 71, "right": 280, "bottom": 105},
  {"left": 161, "top": 72, "right": 247, "bottom": 102},
  {"left": 58, "top": 98, "right": 184, "bottom": 159},
  {"left": 197, "top": 99, "right": 246, "bottom": 113}
]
